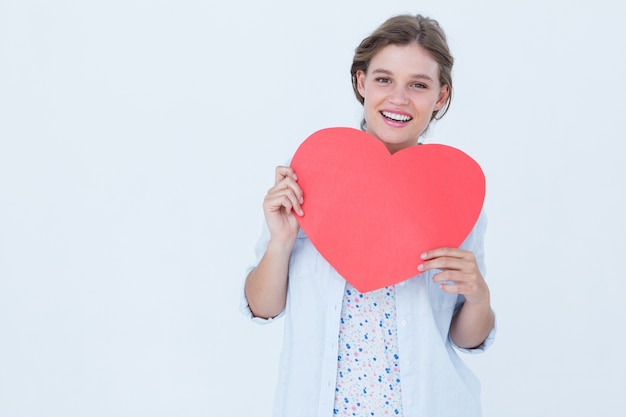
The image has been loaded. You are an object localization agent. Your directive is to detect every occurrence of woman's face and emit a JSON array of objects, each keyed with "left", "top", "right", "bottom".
[{"left": 356, "top": 43, "right": 449, "bottom": 154}]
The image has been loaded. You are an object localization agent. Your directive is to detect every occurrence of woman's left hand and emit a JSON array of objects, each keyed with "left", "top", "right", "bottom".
[{"left": 418, "top": 247, "right": 490, "bottom": 306}]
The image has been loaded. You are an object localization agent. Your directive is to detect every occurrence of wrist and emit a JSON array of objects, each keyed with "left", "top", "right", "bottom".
[
  {"left": 463, "top": 293, "right": 491, "bottom": 309},
  {"left": 464, "top": 282, "right": 491, "bottom": 306},
  {"left": 266, "top": 236, "right": 297, "bottom": 255}
]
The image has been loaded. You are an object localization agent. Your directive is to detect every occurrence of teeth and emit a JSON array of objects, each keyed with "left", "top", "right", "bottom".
[{"left": 382, "top": 111, "right": 412, "bottom": 122}]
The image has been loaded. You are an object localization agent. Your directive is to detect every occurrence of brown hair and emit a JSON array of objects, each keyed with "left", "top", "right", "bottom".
[{"left": 351, "top": 14, "right": 454, "bottom": 130}]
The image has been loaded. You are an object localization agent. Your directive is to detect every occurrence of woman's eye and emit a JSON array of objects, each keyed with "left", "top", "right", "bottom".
[
  {"left": 376, "top": 77, "right": 391, "bottom": 84},
  {"left": 412, "top": 83, "right": 427, "bottom": 89}
]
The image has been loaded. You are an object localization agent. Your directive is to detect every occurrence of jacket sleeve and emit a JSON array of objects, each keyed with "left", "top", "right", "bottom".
[
  {"left": 451, "top": 211, "right": 497, "bottom": 353},
  {"left": 239, "top": 220, "right": 286, "bottom": 324}
]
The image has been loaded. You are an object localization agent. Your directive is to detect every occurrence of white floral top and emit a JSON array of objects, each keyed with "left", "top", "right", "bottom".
[{"left": 333, "top": 283, "right": 403, "bottom": 416}]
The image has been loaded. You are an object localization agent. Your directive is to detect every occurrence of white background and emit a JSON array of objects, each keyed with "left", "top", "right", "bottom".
[{"left": 1, "top": 0, "right": 625, "bottom": 416}]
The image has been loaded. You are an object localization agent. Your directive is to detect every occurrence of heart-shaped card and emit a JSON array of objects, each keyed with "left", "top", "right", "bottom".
[{"left": 290, "top": 127, "right": 485, "bottom": 293}]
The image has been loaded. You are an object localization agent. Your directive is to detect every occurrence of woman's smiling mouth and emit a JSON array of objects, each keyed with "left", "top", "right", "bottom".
[{"left": 381, "top": 110, "right": 413, "bottom": 123}]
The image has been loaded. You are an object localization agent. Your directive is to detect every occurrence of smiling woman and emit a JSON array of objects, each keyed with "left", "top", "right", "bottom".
[
  {"left": 350, "top": 15, "right": 453, "bottom": 134},
  {"left": 354, "top": 43, "right": 450, "bottom": 153},
  {"left": 1, "top": 1, "right": 625, "bottom": 417},
  {"left": 241, "top": 13, "right": 495, "bottom": 417}
]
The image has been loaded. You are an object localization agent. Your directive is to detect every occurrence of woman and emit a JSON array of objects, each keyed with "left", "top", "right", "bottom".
[{"left": 241, "top": 14, "right": 496, "bottom": 417}]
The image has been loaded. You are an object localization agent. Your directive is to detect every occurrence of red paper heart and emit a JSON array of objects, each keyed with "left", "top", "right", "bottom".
[{"left": 290, "top": 127, "right": 485, "bottom": 293}]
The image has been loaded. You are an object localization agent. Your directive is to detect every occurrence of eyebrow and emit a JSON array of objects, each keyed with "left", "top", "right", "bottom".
[{"left": 370, "top": 68, "right": 434, "bottom": 81}]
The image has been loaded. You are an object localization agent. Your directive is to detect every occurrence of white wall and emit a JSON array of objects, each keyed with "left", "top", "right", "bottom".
[{"left": 1, "top": 0, "right": 625, "bottom": 416}]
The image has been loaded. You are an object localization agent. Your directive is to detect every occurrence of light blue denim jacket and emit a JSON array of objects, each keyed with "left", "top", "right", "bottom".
[{"left": 241, "top": 211, "right": 496, "bottom": 417}]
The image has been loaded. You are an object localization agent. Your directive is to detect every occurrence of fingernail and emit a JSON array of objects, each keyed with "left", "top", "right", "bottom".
[
  {"left": 420, "top": 252, "right": 427, "bottom": 259},
  {"left": 417, "top": 264, "right": 424, "bottom": 271},
  {"left": 300, "top": 197, "right": 304, "bottom": 204},
  {"left": 293, "top": 173, "right": 298, "bottom": 180}
]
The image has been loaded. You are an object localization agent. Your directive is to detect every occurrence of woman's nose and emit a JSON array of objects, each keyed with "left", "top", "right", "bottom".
[{"left": 389, "top": 85, "right": 409, "bottom": 105}]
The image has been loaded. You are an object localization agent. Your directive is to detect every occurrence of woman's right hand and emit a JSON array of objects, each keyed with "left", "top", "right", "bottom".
[
  {"left": 263, "top": 165, "right": 304, "bottom": 245},
  {"left": 245, "top": 166, "right": 301, "bottom": 318}
]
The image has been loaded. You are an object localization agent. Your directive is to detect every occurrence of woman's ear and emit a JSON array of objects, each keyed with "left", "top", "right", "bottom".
[
  {"left": 434, "top": 84, "right": 450, "bottom": 111},
  {"left": 356, "top": 70, "right": 367, "bottom": 99}
]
